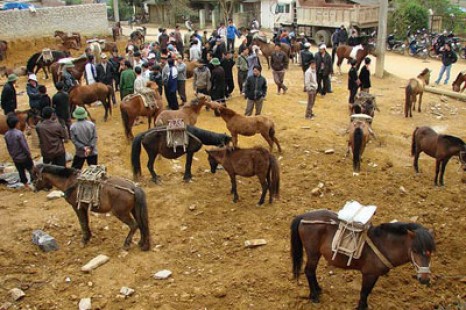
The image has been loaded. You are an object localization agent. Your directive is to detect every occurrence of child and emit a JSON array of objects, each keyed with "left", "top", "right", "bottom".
[
  {"left": 359, "top": 57, "right": 371, "bottom": 93},
  {"left": 4, "top": 115, "right": 34, "bottom": 188},
  {"left": 38, "top": 85, "right": 51, "bottom": 115},
  {"left": 348, "top": 59, "right": 360, "bottom": 115},
  {"left": 304, "top": 60, "right": 318, "bottom": 119},
  {"left": 150, "top": 65, "right": 163, "bottom": 95}
]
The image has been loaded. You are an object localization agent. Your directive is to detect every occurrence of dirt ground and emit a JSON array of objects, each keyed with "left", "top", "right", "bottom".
[{"left": 0, "top": 35, "right": 465, "bottom": 310}]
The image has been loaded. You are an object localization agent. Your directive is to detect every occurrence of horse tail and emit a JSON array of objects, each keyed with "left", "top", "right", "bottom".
[
  {"left": 120, "top": 104, "right": 132, "bottom": 139},
  {"left": 268, "top": 153, "right": 280, "bottom": 200},
  {"left": 405, "top": 83, "right": 412, "bottom": 117},
  {"left": 131, "top": 131, "right": 147, "bottom": 179},
  {"left": 26, "top": 52, "right": 39, "bottom": 73},
  {"left": 291, "top": 215, "right": 305, "bottom": 280},
  {"left": 269, "top": 122, "right": 282, "bottom": 152},
  {"left": 353, "top": 127, "right": 363, "bottom": 173},
  {"left": 411, "top": 127, "right": 419, "bottom": 157},
  {"left": 133, "top": 186, "right": 151, "bottom": 251}
]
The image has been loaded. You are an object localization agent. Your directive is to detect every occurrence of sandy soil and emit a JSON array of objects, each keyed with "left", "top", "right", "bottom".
[{"left": 0, "top": 36, "right": 465, "bottom": 310}]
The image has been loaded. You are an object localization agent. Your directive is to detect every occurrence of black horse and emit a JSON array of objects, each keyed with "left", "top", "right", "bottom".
[
  {"left": 26, "top": 50, "right": 66, "bottom": 80},
  {"left": 131, "top": 125, "right": 231, "bottom": 182}
]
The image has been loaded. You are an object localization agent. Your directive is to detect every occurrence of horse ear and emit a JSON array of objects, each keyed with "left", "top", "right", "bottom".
[{"left": 407, "top": 230, "right": 416, "bottom": 239}]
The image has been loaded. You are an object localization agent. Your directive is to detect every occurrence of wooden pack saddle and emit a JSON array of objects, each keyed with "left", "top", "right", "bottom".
[
  {"left": 331, "top": 201, "right": 377, "bottom": 266},
  {"left": 166, "top": 119, "right": 189, "bottom": 152},
  {"left": 76, "top": 165, "right": 107, "bottom": 210}
]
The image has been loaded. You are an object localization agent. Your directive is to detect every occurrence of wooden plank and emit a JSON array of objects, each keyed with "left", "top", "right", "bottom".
[{"left": 424, "top": 86, "right": 466, "bottom": 101}]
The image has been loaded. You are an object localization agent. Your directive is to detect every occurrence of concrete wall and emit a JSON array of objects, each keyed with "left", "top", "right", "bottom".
[{"left": 0, "top": 4, "right": 109, "bottom": 39}]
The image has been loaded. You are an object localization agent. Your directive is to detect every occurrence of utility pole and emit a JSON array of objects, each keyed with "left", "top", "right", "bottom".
[
  {"left": 113, "top": 0, "right": 120, "bottom": 22},
  {"left": 375, "top": 0, "right": 388, "bottom": 78}
]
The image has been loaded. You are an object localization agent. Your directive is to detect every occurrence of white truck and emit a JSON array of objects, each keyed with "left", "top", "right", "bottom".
[{"left": 273, "top": 0, "right": 379, "bottom": 46}]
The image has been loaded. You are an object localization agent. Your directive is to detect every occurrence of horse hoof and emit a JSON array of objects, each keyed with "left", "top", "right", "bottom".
[
  {"left": 310, "top": 296, "right": 320, "bottom": 303},
  {"left": 352, "top": 172, "right": 360, "bottom": 176},
  {"left": 151, "top": 178, "right": 160, "bottom": 184},
  {"left": 183, "top": 178, "right": 192, "bottom": 183}
]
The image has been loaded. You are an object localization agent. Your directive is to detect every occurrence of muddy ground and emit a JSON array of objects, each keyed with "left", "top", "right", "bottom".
[{"left": 0, "top": 35, "right": 465, "bottom": 310}]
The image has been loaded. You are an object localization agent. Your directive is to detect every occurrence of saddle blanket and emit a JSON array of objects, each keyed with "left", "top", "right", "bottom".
[
  {"left": 77, "top": 165, "right": 107, "bottom": 210},
  {"left": 125, "top": 91, "right": 158, "bottom": 109},
  {"left": 350, "top": 113, "right": 373, "bottom": 124},
  {"left": 338, "top": 201, "right": 377, "bottom": 225},
  {"left": 41, "top": 49, "right": 53, "bottom": 62},
  {"left": 349, "top": 44, "right": 363, "bottom": 59}
]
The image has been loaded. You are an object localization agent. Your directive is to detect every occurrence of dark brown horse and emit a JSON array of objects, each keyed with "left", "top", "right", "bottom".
[
  {"left": 51, "top": 56, "right": 87, "bottom": 86},
  {"left": 336, "top": 43, "right": 375, "bottom": 73},
  {"left": 210, "top": 103, "right": 282, "bottom": 152},
  {"left": 405, "top": 68, "right": 430, "bottom": 117},
  {"left": 131, "top": 126, "right": 231, "bottom": 182},
  {"left": 120, "top": 81, "right": 163, "bottom": 140},
  {"left": 0, "top": 110, "right": 40, "bottom": 135},
  {"left": 346, "top": 120, "right": 371, "bottom": 175},
  {"left": 411, "top": 126, "right": 466, "bottom": 186},
  {"left": 291, "top": 209, "right": 436, "bottom": 310},
  {"left": 452, "top": 71, "right": 466, "bottom": 92},
  {"left": 57, "top": 38, "right": 80, "bottom": 57},
  {"left": 69, "top": 83, "right": 113, "bottom": 122},
  {"left": 206, "top": 146, "right": 280, "bottom": 205},
  {"left": 26, "top": 50, "right": 67, "bottom": 80},
  {"left": 252, "top": 35, "right": 291, "bottom": 69},
  {"left": 0, "top": 40, "right": 7, "bottom": 61},
  {"left": 32, "top": 164, "right": 150, "bottom": 251}
]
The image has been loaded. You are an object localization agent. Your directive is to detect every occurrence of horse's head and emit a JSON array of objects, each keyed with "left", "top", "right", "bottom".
[
  {"left": 418, "top": 68, "right": 431, "bottom": 85},
  {"left": 205, "top": 150, "right": 219, "bottom": 173},
  {"left": 407, "top": 227, "right": 436, "bottom": 285},
  {"left": 31, "top": 164, "right": 49, "bottom": 192}
]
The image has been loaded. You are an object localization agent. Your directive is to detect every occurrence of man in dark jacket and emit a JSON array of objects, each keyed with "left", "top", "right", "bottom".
[
  {"left": 338, "top": 25, "right": 348, "bottom": 45},
  {"left": 35, "top": 107, "right": 67, "bottom": 166},
  {"left": 221, "top": 51, "right": 235, "bottom": 98},
  {"left": 348, "top": 59, "right": 359, "bottom": 115},
  {"left": 359, "top": 57, "right": 371, "bottom": 93},
  {"left": 213, "top": 37, "right": 226, "bottom": 60},
  {"left": 300, "top": 43, "right": 314, "bottom": 91},
  {"left": 331, "top": 29, "right": 340, "bottom": 64},
  {"left": 315, "top": 44, "right": 333, "bottom": 96},
  {"left": 210, "top": 58, "right": 226, "bottom": 115},
  {"left": 244, "top": 65, "right": 267, "bottom": 116},
  {"left": 109, "top": 49, "right": 123, "bottom": 91},
  {"left": 26, "top": 74, "right": 42, "bottom": 113},
  {"left": 435, "top": 43, "right": 457, "bottom": 85},
  {"left": 1, "top": 74, "right": 18, "bottom": 115},
  {"left": 159, "top": 29, "right": 170, "bottom": 51},
  {"left": 52, "top": 82, "right": 72, "bottom": 137},
  {"left": 174, "top": 25, "right": 184, "bottom": 58},
  {"left": 96, "top": 53, "right": 116, "bottom": 104},
  {"left": 271, "top": 43, "right": 289, "bottom": 94}
]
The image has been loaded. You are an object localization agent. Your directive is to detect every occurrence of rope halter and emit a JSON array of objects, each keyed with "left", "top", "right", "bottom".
[{"left": 410, "top": 251, "right": 431, "bottom": 275}]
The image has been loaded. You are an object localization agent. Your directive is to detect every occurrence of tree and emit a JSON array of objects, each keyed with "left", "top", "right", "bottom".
[
  {"left": 389, "top": 1, "right": 428, "bottom": 38},
  {"left": 219, "top": 0, "right": 238, "bottom": 24}
]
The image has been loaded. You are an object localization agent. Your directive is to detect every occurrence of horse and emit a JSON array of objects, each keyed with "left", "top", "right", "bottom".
[
  {"left": 155, "top": 95, "right": 208, "bottom": 126},
  {"left": 346, "top": 120, "right": 371, "bottom": 176},
  {"left": 404, "top": 68, "right": 430, "bottom": 117},
  {"left": 0, "top": 110, "right": 40, "bottom": 135},
  {"left": 252, "top": 35, "right": 291, "bottom": 69},
  {"left": 120, "top": 81, "right": 163, "bottom": 140},
  {"left": 32, "top": 164, "right": 150, "bottom": 251},
  {"left": 69, "top": 83, "right": 113, "bottom": 122},
  {"left": 131, "top": 126, "right": 231, "bottom": 182},
  {"left": 336, "top": 42, "right": 375, "bottom": 73},
  {"left": 130, "top": 28, "right": 146, "bottom": 46},
  {"left": 290, "top": 38, "right": 302, "bottom": 63},
  {"left": 210, "top": 103, "right": 282, "bottom": 152},
  {"left": 206, "top": 146, "right": 280, "bottom": 205},
  {"left": 411, "top": 126, "right": 466, "bottom": 186},
  {"left": 354, "top": 92, "right": 378, "bottom": 118},
  {"left": 26, "top": 50, "right": 66, "bottom": 80},
  {"left": 50, "top": 56, "right": 87, "bottom": 86},
  {"left": 54, "top": 30, "right": 82, "bottom": 48},
  {"left": 0, "top": 40, "right": 7, "bottom": 61},
  {"left": 185, "top": 60, "right": 199, "bottom": 79},
  {"left": 291, "top": 209, "right": 436, "bottom": 310},
  {"left": 452, "top": 71, "right": 466, "bottom": 92},
  {"left": 58, "top": 37, "right": 80, "bottom": 55}
]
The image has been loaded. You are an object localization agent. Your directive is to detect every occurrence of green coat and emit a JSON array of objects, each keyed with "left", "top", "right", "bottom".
[{"left": 120, "top": 69, "right": 136, "bottom": 98}]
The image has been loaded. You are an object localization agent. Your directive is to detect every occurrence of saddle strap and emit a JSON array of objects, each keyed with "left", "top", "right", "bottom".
[{"left": 366, "top": 237, "right": 394, "bottom": 269}]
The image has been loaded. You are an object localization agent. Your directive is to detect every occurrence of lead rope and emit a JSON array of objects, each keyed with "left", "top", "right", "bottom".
[{"left": 366, "top": 237, "right": 394, "bottom": 269}]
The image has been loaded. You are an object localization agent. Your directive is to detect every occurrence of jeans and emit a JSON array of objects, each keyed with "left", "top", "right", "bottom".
[
  {"left": 227, "top": 38, "right": 235, "bottom": 52},
  {"left": 436, "top": 64, "right": 451, "bottom": 84}
]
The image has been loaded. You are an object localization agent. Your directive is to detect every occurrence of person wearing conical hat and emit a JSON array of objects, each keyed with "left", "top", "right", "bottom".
[
  {"left": 70, "top": 107, "right": 98, "bottom": 169},
  {"left": 1, "top": 74, "right": 18, "bottom": 115}
]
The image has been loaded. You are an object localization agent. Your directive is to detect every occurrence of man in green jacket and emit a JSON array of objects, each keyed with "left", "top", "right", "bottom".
[{"left": 119, "top": 60, "right": 136, "bottom": 100}]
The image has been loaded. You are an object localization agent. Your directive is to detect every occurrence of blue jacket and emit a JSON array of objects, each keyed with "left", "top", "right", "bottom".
[{"left": 226, "top": 25, "right": 240, "bottom": 39}]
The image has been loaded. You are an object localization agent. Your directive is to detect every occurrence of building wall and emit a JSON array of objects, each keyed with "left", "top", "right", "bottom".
[
  {"left": 261, "top": 0, "right": 275, "bottom": 30},
  {"left": 0, "top": 4, "right": 109, "bottom": 38}
]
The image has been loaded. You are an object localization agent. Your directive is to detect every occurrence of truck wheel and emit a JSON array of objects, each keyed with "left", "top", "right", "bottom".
[{"left": 315, "top": 30, "right": 331, "bottom": 46}]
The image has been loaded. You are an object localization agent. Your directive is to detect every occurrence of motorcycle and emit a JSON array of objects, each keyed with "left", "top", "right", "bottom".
[
  {"left": 408, "top": 36, "right": 428, "bottom": 59},
  {"left": 386, "top": 32, "right": 405, "bottom": 54}
]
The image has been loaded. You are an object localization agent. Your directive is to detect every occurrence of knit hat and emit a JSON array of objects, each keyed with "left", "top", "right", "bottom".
[
  {"left": 100, "top": 53, "right": 107, "bottom": 59},
  {"left": 7, "top": 74, "right": 18, "bottom": 82},
  {"left": 73, "top": 107, "right": 88, "bottom": 120},
  {"left": 28, "top": 74, "right": 38, "bottom": 82},
  {"left": 210, "top": 58, "right": 221, "bottom": 66},
  {"left": 319, "top": 44, "right": 327, "bottom": 50},
  {"left": 304, "top": 42, "right": 311, "bottom": 49}
]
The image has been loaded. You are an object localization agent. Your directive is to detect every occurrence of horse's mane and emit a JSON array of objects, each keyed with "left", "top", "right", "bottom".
[
  {"left": 39, "top": 164, "right": 78, "bottom": 178},
  {"left": 441, "top": 135, "right": 465, "bottom": 146},
  {"left": 418, "top": 68, "right": 430, "bottom": 78},
  {"left": 372, "top": 222, "right": 436, "bottom": 253},
  {"left": 218, "top": 106, "right": 237, "bottom": 117}
]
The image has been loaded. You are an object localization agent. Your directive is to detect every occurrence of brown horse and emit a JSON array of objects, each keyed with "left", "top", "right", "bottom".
[
  {"left": 69, "top": 83, "right": 113, "bottom": 122},
  {"left": 120, "top": 81, "right": 163, "bottom": 140},
  {"left": 54, "top": 30, "right": 82, "bottom": 48},
  {"left": 185, "top": 60, "right": 199, "bottom": 79},
  {"left": 210, "top": 103, "right": 282, "bottom": 152},
  {"left": 206, "top": 146, "right": 280, "bottom": 205},
  {"left": 290, "top": 38, "right": 302, "bottom": 63},
  {"left": 336, "top": 43, "right": 375, "bottom": 73},
  {"left": 0, "top": 110, "right": 40, "bottom": 135},
  {"left": 452, "top": 71, "right": 466, "bottom": 92},
  {"left": 346, "top": 120, "right": 371, "bottom": 175},
  {"left": 57, "top": 37, "right": 80, "bottom": 56},
  {"left": 0, "top": 40, "right": 7, "bottom": 61},
  {"left": 405, "top": 68, "right": 430, "bottom": 117},
  {"left": 51, "top": 56, "right": 87, "bottom": 86},
  {"left": 252, "top": 35, "right": 291, "bottom": 69},
  {"left": 291, "top": 209, "right": 436, "bottom": 310},
  {"left": 32, "top": 164, "right": 150, "bottom": 251},
  {"left": 411, "top": 126, "right": 466, "bottom": 186},
  {"left": 156, "top": 95, "right": 208, "bottom": 126}
]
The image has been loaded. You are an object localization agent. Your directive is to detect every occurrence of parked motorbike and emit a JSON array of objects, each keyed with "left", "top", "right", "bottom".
[
  {"left": 386, "top": 32, "right": 405, "bottom": 54},
  {"left": 408, "top": 36, "right": 428, "bottom": 59}
]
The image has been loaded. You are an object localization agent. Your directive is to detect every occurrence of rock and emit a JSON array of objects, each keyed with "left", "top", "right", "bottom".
[
  {"left": 213, "top": 287, "right": 227, "bottom": 298},
  {"left": 9, "top": 288, "right": 25, "bottom": 301},
  {"left": 0, "top": 302, "right": 12, "bottom": 310},
  {"left": 244, "top": 239, "right": 267, "bottom": 248},
  {"left": 65, "top": 277, "right": 71, "bottom": 283},
  {"left": 311, "top": 188, "right": 321, "bottom": 196},
  {"left": 154, "top": 270, "right": 172, "bottom": 280},
  {"left": 32, "top": 230, "right": 59, "bottom": 252},
  {"left": 318, "top": 182, "right": 325, "bottom": 189},
  {"left": 120, "top": 287, "right": 135, "bottom": 297},
  {"left": 188, "top": 205, "right": 196, "bottom": 211},
  {"left": 301, "top": 126, "right": 311, "bottom": 129},
  {"left": 81, "top": 254, "right": 110, "bottom": 273},
  {"left": 324, "top": 149, "right": 335, "bottom": 154},
  {"left": 87, "top": 282, "right": 93, "bottom": 287},
  {"left": 78, "top": 298, "right": 91, "bottom": 310},
  {"left": 399, "top": 186, "right": 407, "bottom": 195},
  {"left": 46, "top": 190, "right": 64, "bottom": 200},
  {"left": 459, "top": 276, "right": 466, "bottom": 283}
]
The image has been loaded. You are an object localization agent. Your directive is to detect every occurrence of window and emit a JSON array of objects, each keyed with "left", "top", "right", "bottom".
[{"left": 275, "top": 4, "right": 290, "bottom": 14}]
